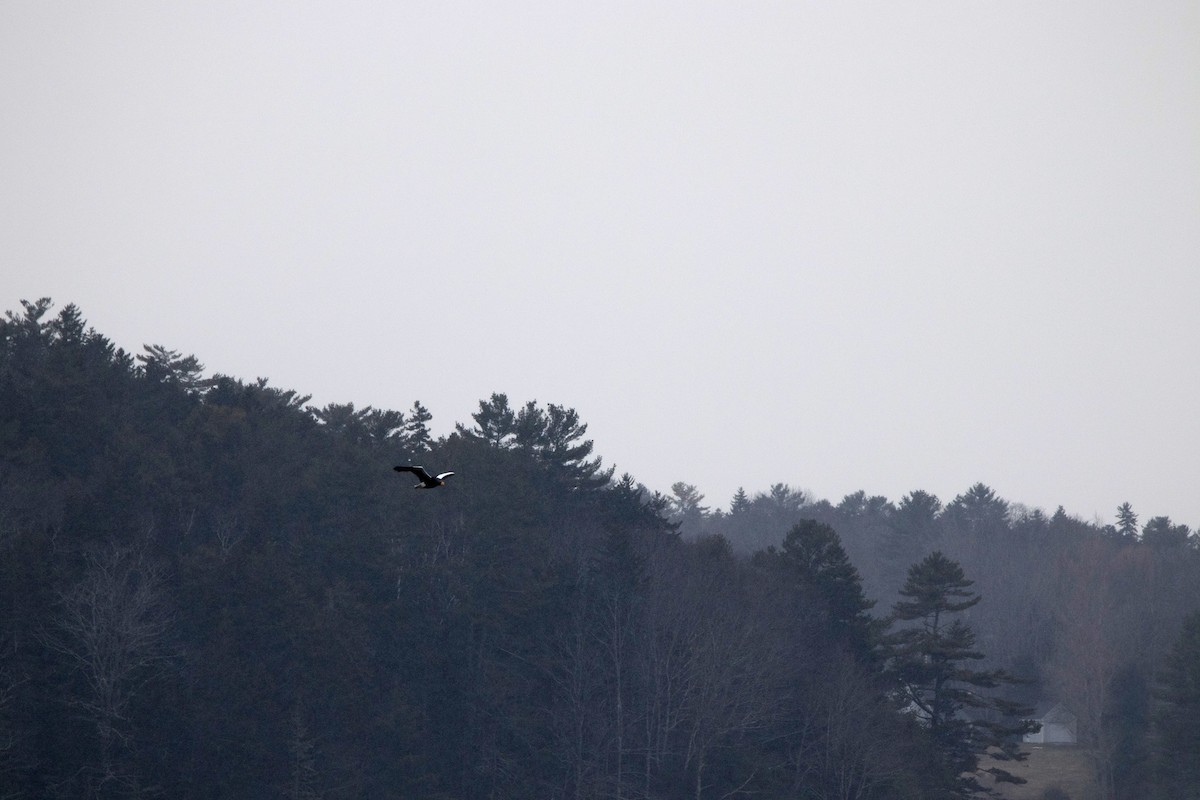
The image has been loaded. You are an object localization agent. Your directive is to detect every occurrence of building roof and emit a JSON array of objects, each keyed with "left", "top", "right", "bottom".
[{"left": 1033, "top": 701, "right": 1076, "bottom": 724}]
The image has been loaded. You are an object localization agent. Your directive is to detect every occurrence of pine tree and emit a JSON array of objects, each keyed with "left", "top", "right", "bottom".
[
  {"left": 1115, "top": 502, "right": 1139, "bottom": 542},
  {"left": 457, "top": 392, "right": 515, "bottom": 446},
  {"left": 943, "top": 483, "right": 1009, "bottom": 536},
  {"left": 668, "top": 482, "right": 709, "bottom": 533},
  {"left": 881, "top": 490, "right": 943, "bottom": 594},
  {"left": 1141, "top": 516, "right": 1192, "bottom": 548},
  {"left": 538, "top": 403, "right": 613, "bottom": 490},
  {"left": 137, "top": 343, "right": 209, "bottom": 393},
  {"left": 778, "top": 519, "right": 878, "bottom": 664},
  {"left": 729, "top": 487, "right": 750, "bottom": 516},
  {"left": 1152, "top": 611, "right": 1200, "bottom": 798},
  {"left": 886, "top": 551, "right": 1036, "bottom": 797},
  {"left": 405, "top": 400, "right": 434, "bottom": 453}
]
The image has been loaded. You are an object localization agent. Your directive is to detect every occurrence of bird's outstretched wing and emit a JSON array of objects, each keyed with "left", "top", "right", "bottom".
[
  {"left": 435, "top": 472, "right": 455, "bottom": 481},
  {"left": 394, "top": 465, "right": 433, "bottom": 482}
]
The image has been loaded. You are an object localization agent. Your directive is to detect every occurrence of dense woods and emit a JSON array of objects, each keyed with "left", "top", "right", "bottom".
[{"left": 2, "top": 298, "right": 1198, "bottom": 800}]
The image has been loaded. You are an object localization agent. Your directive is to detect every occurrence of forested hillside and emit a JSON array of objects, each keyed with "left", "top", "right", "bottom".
[{"left": 2, "top": 299, "right": 1197, "bottom": 800}]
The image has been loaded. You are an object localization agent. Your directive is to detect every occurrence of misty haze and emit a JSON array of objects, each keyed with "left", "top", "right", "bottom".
[{"left": 2, "top": 2, "right": 1198, "bottom": 799}]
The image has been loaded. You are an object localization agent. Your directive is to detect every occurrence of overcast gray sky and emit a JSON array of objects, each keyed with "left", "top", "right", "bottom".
[{"left": 3, "top": 2, "right": 1198, "bottom": 526}]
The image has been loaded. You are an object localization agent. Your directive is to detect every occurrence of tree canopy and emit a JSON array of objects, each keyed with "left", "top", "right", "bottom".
[{"left": 1, "top": 298, "right": 1197, "bottom": 800}]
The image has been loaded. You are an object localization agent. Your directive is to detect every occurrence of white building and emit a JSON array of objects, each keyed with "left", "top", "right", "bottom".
[{"left": 1023, "top": 701, "right": 1077, "bottom": 745}]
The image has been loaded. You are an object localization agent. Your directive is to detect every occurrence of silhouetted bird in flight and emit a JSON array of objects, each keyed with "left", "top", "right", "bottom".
[{"left": 394, "top": 465, "right": 455, "bottom": 489}]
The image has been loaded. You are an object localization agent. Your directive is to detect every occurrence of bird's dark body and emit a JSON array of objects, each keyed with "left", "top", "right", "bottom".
[{"left": 394, "top": 464, "right": 454, "bottom": 489}]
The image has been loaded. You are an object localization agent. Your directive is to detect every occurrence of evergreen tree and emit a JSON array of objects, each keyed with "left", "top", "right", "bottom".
[
  {"left": 455, "top": 395, "right": 611, "bottom": 491},
  {"left": 886, "top": 551, "right": 1036, "bottom": 798},
  {"left": 1108, "top": 664, "right": 1152, "bottom": 798},
  {"left": 537, "top": 403, "right": 613, "bottom": 490},
  {"left": 892, "top": 490, "right": 942, "bottom": 549},
  {"left": 881, "top": 490, "right": 943, "bottom": 593},
  {"left": 943, "top": 483, "right": 1009, "bottom": 536},
  {"left": 729, "top": 487, "right": 750, "bottom": 516},
  {"left": 667, "top": 482, "right": 709, "bottom": 533},
  {"left": 1115, "top": 502, "right": 1139, "bottom": 542},
  {"left": 404, "top": 400, "right": 434, "bottom": 453},
  {"left": 137, "top": 343, "right": 209, "bottom": 393},
  {"left": 457, "top": 392, "right": 515, "bottom": 446},
  {"left": 765, "top": 483, "right": 806, "bottom": 515},
  {"left": 313, "top": 401, "right": 405, "bottom": 450},
  {"left": 777, "top": 519, "right": 878, "bottom": 664},
  {"left": 1152, "top": 611, "right": 1200, "bottom": 798},
  {"left": 1141, "top": 516, "right": 1192, "bottom": 549},
  {"left": 511, "top": 399, "right": 546, "bottom": 452}
]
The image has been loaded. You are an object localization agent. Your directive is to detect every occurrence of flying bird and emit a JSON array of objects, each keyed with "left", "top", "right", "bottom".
[{"left": 394, "top": 465, "right": 455, "bottom": 489}]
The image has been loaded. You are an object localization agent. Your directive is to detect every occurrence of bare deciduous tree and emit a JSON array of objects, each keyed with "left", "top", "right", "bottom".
[
  {"left": 43, "top": 540, "right": 173, "bottom": 797},
  {"left": 676, "top": 543, "right": 787, "bottom": 800},
  {"left": 1046, "top": 541, "right": 1133, "bottom": 800}
]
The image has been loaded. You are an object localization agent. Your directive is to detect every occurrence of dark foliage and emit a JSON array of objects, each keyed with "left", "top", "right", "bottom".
[
  {"left": 3, "top": 298, "right": 1196, "bottom": 800},
  {"left": 1151, "top": 611, "right": 1200, "bottom": 798}
]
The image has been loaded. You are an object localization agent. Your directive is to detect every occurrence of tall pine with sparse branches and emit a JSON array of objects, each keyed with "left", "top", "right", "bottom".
[{"left": 885, "top": 551, "right": 1037, "bottom": 798}]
